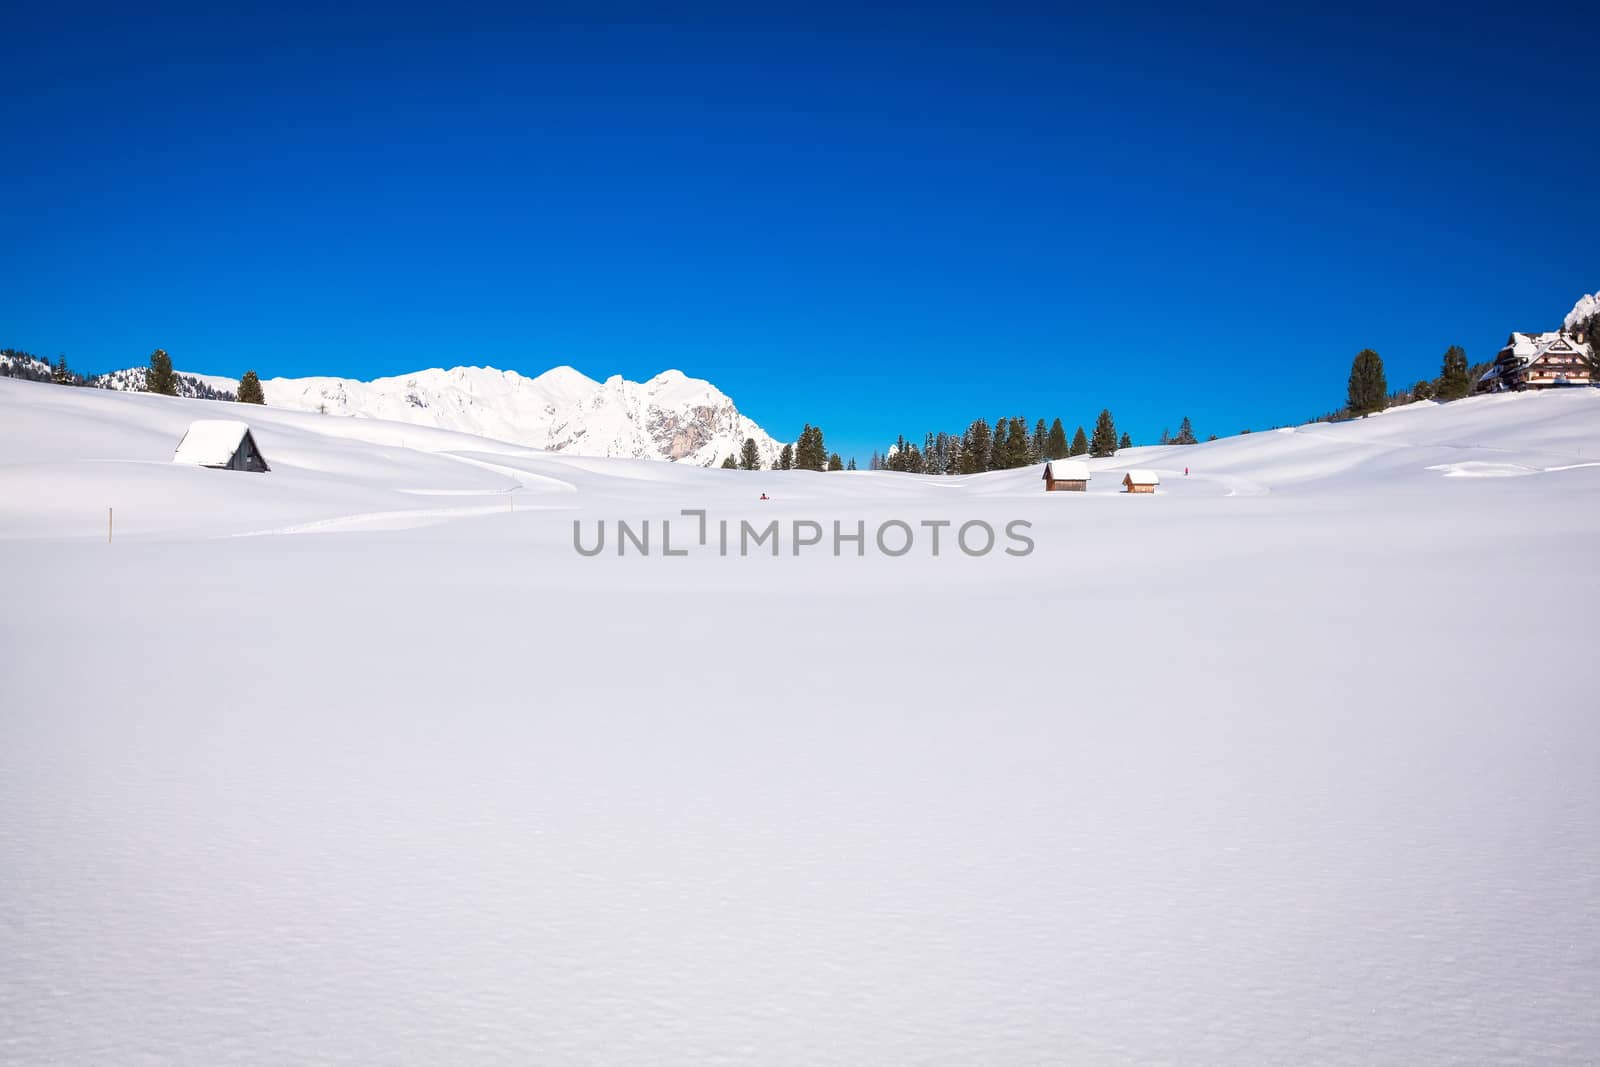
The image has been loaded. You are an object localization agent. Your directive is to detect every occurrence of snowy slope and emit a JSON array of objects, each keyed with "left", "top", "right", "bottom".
[
  {"left": 260, "top": 364, "right": 785, "bottom": 467},
  {"left": 2, "top": 378, "right": 1598, "bottom": 1064}
]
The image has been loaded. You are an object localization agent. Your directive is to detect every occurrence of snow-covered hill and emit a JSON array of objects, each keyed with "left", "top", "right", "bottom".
[
  {"left": 3, "top": 380, "right": 1599, "bottom": 1064},
  {"left": 260, "top": 364, "right": 785, "bottom": 467},
  {"left": 0, "top": 351, "right": 53, "bottom": 380},
  {"left": 90, "top": 365, "right": 238, "bottom": 400}
]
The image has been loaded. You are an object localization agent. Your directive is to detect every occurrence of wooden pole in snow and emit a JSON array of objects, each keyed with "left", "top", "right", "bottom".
[{"left": 108, "top": 507, "right": 113, "bottom": 543}]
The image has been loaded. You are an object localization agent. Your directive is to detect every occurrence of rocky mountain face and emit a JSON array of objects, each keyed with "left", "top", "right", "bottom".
[{"left": 260, "top": 365, "right": 785, "bottom": 466}]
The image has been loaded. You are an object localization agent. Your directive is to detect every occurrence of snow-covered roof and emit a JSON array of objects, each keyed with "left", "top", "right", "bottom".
[
  {"left": 1500, "top": 331, "right": 1592, "bottom": 365},
  {"left": 1043, "top": 459, "right": 1090, "bottom": 481},
  {"left": 173, "top": 420, "right": 254, "bottom": 466},
  {"left": 1123, "top": 469, "right": 1160, "bottom": 486}
]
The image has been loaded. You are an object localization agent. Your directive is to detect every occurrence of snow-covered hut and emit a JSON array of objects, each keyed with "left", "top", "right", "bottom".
[
  {"left": 1122, "top": 470, "right": 1159, "bottom": 494},
  {"left": 1042, "top": 459, "right": 1090, "bottom": 492},
  {"left": 172, "top": 420, "right": 270, "bottom": 472}
]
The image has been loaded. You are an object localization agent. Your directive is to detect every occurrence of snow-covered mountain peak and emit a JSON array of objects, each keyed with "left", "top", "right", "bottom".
[
  {"left": 530, "top": 364, "right": 600, "bottom": 395},
  {"left": 1564, "top": 291, "right": 1599, "bottom": 332},
  {"left": 643, "top": 367, "right": 727, "bottom": 407},
  {"left": 250, "top": 363, "right": 783, "bottom": 466}
]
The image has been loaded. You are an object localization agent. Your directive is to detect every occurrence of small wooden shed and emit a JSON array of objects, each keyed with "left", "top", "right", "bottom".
[
  {"left": 1122, "top": 469, "right": 1159, "bottom": 493},
  {"left": 1042, "top": 459, "right": 1090, "bottom": 492},
  {"left": 172, "top": 419, "right": 271, "bottom": 472}
]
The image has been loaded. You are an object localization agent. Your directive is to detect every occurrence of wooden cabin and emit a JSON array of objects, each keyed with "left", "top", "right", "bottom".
[
  {"left": 1481, "top": 331, "right": 1595, "bottom": 392},
  {"left": 172, "top": 419, "right": 271, "bottom": 472},
  {"left": 1122, "top": 470, "right": 1159, "bottom": 494},
  {"left": 1042, "top": 458, "right": 1090, "bottom": 492}
]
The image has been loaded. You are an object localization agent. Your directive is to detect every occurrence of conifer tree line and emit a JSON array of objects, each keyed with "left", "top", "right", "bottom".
[
  {"left": 866, "top": 408, "right": 1143, "bottom": 474},
  {"left": 718, "top": 423, "right": 857, "bottom": 472},
  {"left": 1156, "top": 417, "right": 1198, "bottom": 446},
  {"left": 1320, "top": 343, "right": 1495, "bottom": 423},
  {"left": 0, "top": 347, "right": 239, "bottom": 400}
]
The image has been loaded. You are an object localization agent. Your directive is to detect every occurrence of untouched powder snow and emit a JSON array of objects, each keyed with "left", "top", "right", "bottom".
[{"left": 2, "top": 378, "right": 1598, "bottom": 1064}]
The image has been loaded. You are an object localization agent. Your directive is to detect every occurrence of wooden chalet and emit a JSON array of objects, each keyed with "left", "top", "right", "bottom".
[
  {"left": 1042, "top": 459, "right": 1090, "bottom": 492},
  {"left": 1122, "top": 470, "right": 1159, "bottom": 494},
  {"left": 172, "top": 420, "right": 271, "bottom": 472},
  {"left": 1477, "top": 331, "right": 1595, "bottom": 393}
]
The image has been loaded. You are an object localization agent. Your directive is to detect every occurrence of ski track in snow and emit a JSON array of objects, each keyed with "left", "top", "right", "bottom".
[
  {"left": 231, "top": 501, "right": 572, "bottom": 537},
  {"left": 2, "top": 378, "right": 1599, "bottom": 1064},
  {"left": 1426, "top": 459, "right": 1600, "bottom": 478}
]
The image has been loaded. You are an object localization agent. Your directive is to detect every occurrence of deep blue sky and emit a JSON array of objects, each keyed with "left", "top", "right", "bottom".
[{"left": 4, "top": 4, "right": 1595, "bottom": 460}]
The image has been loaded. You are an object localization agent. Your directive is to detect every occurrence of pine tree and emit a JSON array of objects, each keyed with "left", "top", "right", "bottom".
[
  {"left": 721, "top": 454, "right": 738, "bottom": 469},
  {"left": 1090, "top": 409, "right": 1117, "bottom": 457},
  {"left": 1006, "top": 417, "right": 1029, "bottom": 468},
  {"left": 1119, "top": 431, "right": 1132, "bottom": 449},
  {"left": 798, "top": 425, "right": 827, "bottom": 470},
  {"left": 1070, "top": 425, "right": 1088, "bottom": 456},
  {"left": 1571, "top": 310, "right": 1599, "bottom": 383},
  {"left": 740, "top": 437, "right": 761, "bottom": 470},
  {"left": 52, "top": 355, "right": 71, "bottom": 385},
  {"left": 1031, "top": 418, "right": 1046, "bottom": 462},
  {"left": 792, "top": 425, "right": 817, "bottom": 470},
  {"left": 1412, "top": 379, "right": 1434, "bottom": 401},
  {"left": 778, "top": 442, "right": 794, "bottom": 470},
  {"left": 1045, "top": 418, "right": 1068, "bottom": 460},
  {"left": 146, "top": 348, "right": 178, "bottom": 395},
  {"left": 888, "top": 434, "right": 908, "bottom": 472},
  {"left": 237, "top": 369, "right": 265, "bottom": 404},
  {"left": 847, "top": 457, "right": 857, "bottom": 471},
  {"left": 1436, "top": 345, "right": 1469, "bottom": 401},
  {"left": 991, "top": 418, "right": 1008, "bottom": 470},
  {"left": 1583, "top": 337, "right": 1600, "bottom": 383},
  {"left": 1346, "top": 349, "right": 1388, "bottom": 416},
  {"left": 828, "top": 452, "right": 843, "bottom": 471},
  {"left": 1159, "top": 427, "right": 1171, "bottom": 445},
  {"left": 961, "top": 419, "right": 991, "bottom": 474},
  {"left": 932, "top": 431, "right": 951, "bottom": 475},
  {"left": 1174, "top": 416, "right": 1197, "bottom": 445}
]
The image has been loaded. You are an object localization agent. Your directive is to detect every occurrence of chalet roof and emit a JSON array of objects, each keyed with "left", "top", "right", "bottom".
[
  {"left": 1123, "top": 469, "right": 1160, "bottom": 486},
  {"left": 1499, "top": 331, "right": 1593, "bottom": 366},
  {"left": 1043, "top": 459, "right": 1090, "bottom": 481},
  {"left": 173, "top": 420, "right": 258, "bottom": 467}
]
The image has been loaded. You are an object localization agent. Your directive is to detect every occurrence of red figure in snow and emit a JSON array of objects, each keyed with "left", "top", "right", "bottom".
[
  {"left": 759, "top": 493, "right": 769, "bottom": 501},
  {"left": 1184, "top": 467, "right": 1189, "bottom": 476}
]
